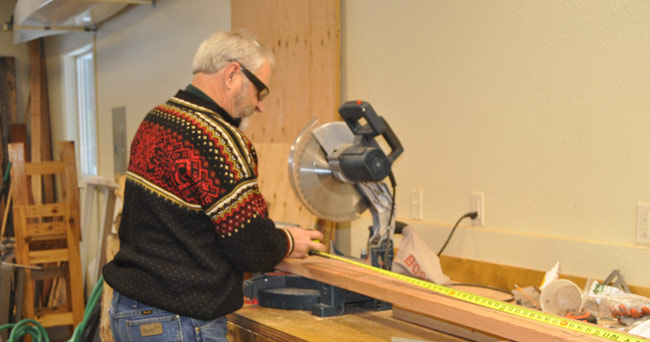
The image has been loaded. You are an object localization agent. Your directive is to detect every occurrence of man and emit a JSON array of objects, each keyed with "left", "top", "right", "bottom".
[{"left": 103, "top": 30, "right": 325, "bottom": 342}]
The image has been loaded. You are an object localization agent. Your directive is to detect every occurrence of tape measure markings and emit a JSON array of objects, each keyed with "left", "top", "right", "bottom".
[{"left": 313, "top": 251, "right": 645, "bottom": 342}]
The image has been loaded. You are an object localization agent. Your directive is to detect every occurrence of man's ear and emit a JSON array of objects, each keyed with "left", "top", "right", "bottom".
[{"left": 224, "top": 62, "right": 240, "bottom": 90}]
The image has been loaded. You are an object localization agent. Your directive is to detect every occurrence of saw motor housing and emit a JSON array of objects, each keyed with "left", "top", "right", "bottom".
[{"left": 332, "top": 101, "right": 402, "bottom": 183}]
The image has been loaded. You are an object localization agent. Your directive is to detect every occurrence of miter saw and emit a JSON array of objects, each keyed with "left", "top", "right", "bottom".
[
  {"left": 244, "top": 100, "right": 404, "bottom": 316},
  {"left": 288, "top": 100, "right": 403, "bottom": 268}
]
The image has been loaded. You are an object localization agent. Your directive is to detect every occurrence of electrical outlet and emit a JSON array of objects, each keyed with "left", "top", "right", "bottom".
[
  {"left": 636, "top": 202, "right": 650, "bottom": 245},
  {"left": 411, "top": 189, "right": 423, "bottom": 220},
  {"left": 471, "top": 192, "right": 484, "bottom": 226}
]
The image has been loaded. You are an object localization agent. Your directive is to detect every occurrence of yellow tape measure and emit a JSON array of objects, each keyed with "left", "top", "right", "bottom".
[{"left": 312, "top": 250, "right": 646, "bottom": 342}]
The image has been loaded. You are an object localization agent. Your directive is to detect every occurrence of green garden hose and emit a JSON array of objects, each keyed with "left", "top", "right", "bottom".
[{"left": 0, "top": 276, "right": 105, "bottom": 342}]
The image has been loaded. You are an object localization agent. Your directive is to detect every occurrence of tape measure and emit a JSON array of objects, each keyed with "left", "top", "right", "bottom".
[{"left": 312, "top": 250, "right": 646, "bottom": 342}]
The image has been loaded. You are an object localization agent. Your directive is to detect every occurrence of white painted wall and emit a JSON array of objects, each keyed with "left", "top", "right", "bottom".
[{"left": 340, "top": 0, "right": 650, "bottom": 286}]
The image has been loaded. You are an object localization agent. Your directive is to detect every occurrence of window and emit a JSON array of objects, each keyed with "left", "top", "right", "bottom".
[{"left": 76, "top": 51, "right": 97, "bottom": 177}]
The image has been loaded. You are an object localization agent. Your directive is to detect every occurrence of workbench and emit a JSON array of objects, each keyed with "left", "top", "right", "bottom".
[
  {"left": 226, "top": 280, "right": 518, "bottom": 342},
  {"left": 227, "top": 305, "right": 472, "bottom": 342},
  {"left": 230, "top": 256, "right": 631, "bottom": 342}
]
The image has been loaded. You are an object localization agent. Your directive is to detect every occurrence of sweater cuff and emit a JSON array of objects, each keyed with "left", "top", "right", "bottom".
[{"left": 281, "top": 228, "right": 294, "bottom": 258}]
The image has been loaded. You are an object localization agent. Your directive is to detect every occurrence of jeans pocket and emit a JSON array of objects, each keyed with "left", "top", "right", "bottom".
[
  {"left": 124, "top": 314, "right": 182, "bottom": 342},
  {"left": 194, "top": 316, "right": 228, "bottom": 342}
]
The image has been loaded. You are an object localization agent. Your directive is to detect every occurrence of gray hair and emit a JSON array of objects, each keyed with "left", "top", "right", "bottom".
[{"left": 192, "top": 29, "right": 275, "bottom": 74}]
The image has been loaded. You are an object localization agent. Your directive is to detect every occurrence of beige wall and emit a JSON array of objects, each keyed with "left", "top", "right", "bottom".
[
  {"left": 340, "top": 0, "right": 650, "bottom": 286},
  {"left": 41, "top": 0, "right": 230, "bottom": 287},
  {"left": 19, "top": 0, "right": 650, "bottom": 287},
  {"left": 92, "top": 1, "right": 230, "bottom": 177}
]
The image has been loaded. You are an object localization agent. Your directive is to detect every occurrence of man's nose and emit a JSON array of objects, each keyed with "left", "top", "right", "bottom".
[{"left": 255, "top": 100, "right": 264, "bottom": 113}]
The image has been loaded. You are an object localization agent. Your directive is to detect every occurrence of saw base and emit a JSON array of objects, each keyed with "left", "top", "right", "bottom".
[{"left": 244, "top": 274, "right": 391, "bottom": 317}]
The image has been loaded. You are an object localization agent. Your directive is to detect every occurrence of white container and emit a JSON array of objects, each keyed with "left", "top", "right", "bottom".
[
  {"left": 540, "top": 262, "right": 560, "bottom": 290},
  {"left": 540, "top": 279, "right": 583, "bottom": 316}
]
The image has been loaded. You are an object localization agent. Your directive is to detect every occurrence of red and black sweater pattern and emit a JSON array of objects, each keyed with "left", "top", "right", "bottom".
[{"left": 103, "top": 90, "right": 292, "bottom": 320}]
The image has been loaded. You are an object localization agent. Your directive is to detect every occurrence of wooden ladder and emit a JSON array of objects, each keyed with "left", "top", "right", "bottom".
[{"left": 8, "top": 141, "right": 84, "bottom": 328}]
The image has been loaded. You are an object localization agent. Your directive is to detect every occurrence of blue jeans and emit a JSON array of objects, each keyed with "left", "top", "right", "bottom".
[{"left": 110, "top": 291, "right": 228, "bottom": 342}]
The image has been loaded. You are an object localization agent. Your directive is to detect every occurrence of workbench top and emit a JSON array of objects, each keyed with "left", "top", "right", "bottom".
[
  {"left": 227, "top": 305, "right": 467, "bottom": 342},
  {"left": 226, "top": 281, "right": 514, "bottom": 342}
]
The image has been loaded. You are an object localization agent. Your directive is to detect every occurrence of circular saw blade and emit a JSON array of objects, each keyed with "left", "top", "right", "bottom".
[{"left": 288, "top": 120, "right": 361, "bottom": 222}]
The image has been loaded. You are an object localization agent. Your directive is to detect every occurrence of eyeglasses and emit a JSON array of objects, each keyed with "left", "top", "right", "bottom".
[{"left": 233, "top": 61, "right": 269, "bottom": 101}]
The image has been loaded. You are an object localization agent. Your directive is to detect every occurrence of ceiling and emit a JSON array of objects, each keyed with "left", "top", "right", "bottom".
[{"left": 12, "top": 0, "right": 151, "bottom": 44}]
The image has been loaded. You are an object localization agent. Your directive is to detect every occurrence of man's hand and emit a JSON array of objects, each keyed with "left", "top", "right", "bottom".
[{"left": 284, "top": 227, "right": 326, "bottom": 258}]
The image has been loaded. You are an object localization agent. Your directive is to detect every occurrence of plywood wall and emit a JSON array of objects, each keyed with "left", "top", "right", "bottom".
[{"left": 231, "top": 0, "right": 340, "bottom": 229}]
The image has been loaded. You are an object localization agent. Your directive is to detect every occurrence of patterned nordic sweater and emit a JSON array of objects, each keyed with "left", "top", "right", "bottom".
[{"left": 103, "top": 89, "right": 292, "bottom": 320}]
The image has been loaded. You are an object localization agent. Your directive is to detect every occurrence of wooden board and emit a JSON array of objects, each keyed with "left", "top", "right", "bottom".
[
  {"left": 393, "top": 307, "right": 503, "bottom": 342},
  {"left": 0, "top": 57, "right": 17, "bottom": 231},
  {"left": 276, "top": 257, "right": 618, "bottom": 342},
  {"left": 0, "top": 57, "right": 17, "bottom": 168},
  {"left": 59, "top": 141, "right": 81, "bottom": 241},
  {"left": 100, "top": 234, "right": 120, "bottom": 342},
  {"left": 232, "top": 0, "right": 340, "bottom": 230},
  {"left": 28, "top": 39, "right": 54, "bottom": 205},
  {"left": 10, "top": 123, "right": 27, "bottom": 145}
]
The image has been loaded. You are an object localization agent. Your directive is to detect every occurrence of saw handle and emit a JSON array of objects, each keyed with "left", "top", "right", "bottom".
[{"left": 338, "top": 100, "right": 404, "bottom": 164}]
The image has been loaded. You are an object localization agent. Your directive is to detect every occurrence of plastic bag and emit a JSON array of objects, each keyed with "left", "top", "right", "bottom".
[
  {"left": 582, "top": 279, "right": 650, "bottom": 324},
  {"left": 392, "top": 226, "right": 451, "bottom": 285}
]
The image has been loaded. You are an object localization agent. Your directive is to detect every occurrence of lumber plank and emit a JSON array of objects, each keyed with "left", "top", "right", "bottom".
[
  {"left": 25, "top": 161, "right": 65, "bottom": 175},
  {"left": 24, "top": 202, "right": 67, "bottom": 218},
  {"left": 60, "top": 141, "right": 81, "bottom": 241},
  {"left": 10, "top": 123, "right": 27, "bottom": 144},
  {"left": 276, "top": 257, "right": 617, "bottom": 342},
  {"left": 28, "top": 39, "right": 55, "bottom": 204},
  {"left": 30, "top": 266, "right": 66, "bottom": 281},
  {"left": 392, "top": 307, "right": 502, "bottom": 342},
  {"left": 9, "top": 143, "right": 31, "bottom": 206},
  {"left": 100, "top": 234, "right": 120, "bottom": 342},
  {"left": 25, "top": 221, "right": 67, "bottom": 238},
  {"left": 34, "top": 310, "right": 73, "bottom": 328},
  {"left": 65, "top": 196, "right": 85, "bottom": 325},
  {"left": 0, "top": 57, "right": 17, "bottom": 168},
  {"left": 29, "top": 248, "right": 69, "bottom": 264},
  {"left": 12, "top": 202, "right": 35, "bottom": 319},
  {"left": 29, "top": 40, "right": 43, "bottom": 204}
]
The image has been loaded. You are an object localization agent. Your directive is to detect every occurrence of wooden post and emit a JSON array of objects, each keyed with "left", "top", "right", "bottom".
[
  {"left": 231, "top": 0, "right": 341, "bottom": 230},
  {"left": 60, "top": 141, "right": 81, "bottom": 240},
  {"left": 0, "top": 57, "right": 17, "bottom": 169},
  {"left": 28, "top": 39, "right": 54, "bottom": 205}
]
